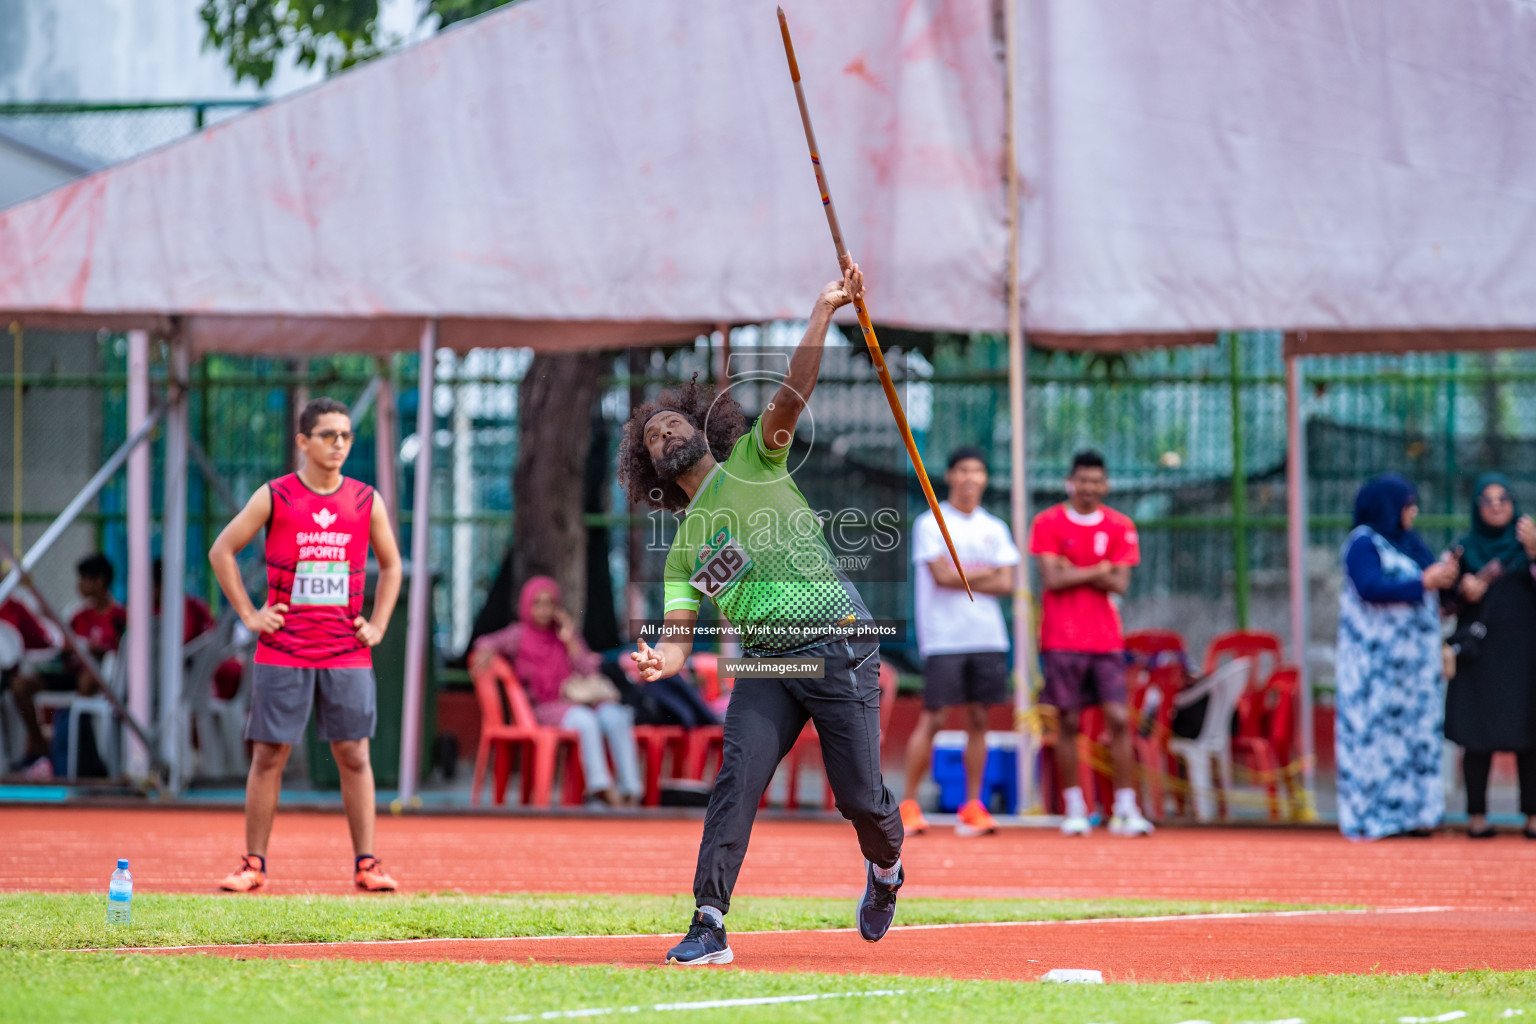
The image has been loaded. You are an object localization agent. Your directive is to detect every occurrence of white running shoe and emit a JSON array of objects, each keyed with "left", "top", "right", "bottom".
[
  {"left": 1109, "top": 811, "right": 1155, "bottom": 836},
  {"left": 1060, "top": 813, "right": 1091, "bottom": 836}
]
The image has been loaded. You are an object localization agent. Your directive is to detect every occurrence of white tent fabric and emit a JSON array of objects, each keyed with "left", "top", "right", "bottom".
[
  {"left": 1014, "top": 0, "right": 1536, "bottom": 351},
  {"left": 0, "top": 0, "right": 1534, "bottom": 351},
  {"left": 0, "top": 0, "right": 1006, "bottom": 353}
]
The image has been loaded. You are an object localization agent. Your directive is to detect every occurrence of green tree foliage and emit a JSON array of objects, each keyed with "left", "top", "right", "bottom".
[{"left": 201, "top": 0, "right": 518, "bottom": 86}]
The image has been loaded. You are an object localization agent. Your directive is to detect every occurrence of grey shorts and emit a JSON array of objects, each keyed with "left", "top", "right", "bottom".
[
  {"left": 922, "top": 651, "right": 1010, "bottom": 710},
  {"left": 245, "top": 664, "right": 377, "bottom": 744},
  {"left": 1039, "top": 651, "right": 1127, "bottom": 712}
]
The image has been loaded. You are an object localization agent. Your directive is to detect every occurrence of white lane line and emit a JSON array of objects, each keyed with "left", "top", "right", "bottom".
[
  {"left": 501, "top": 989, "right": 922, "bottom": 1021},
  {"left": 84, "top": 905, "right": 1459, "bottom": 954},
  {"left": 1398, "top": 1013, "right": 1466, "bottom": 1023}
]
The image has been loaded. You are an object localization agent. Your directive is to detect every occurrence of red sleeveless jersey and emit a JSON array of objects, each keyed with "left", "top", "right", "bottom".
[{"left": 256, "top": 473, "right": 375, "bottom": 669}]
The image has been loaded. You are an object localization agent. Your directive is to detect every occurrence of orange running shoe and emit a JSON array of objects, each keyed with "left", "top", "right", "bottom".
[
  {"left": 219, "top": 854, "right": 266, "bottom": 892},
  {"left": 899, "top": 798, "right": 930, "bottom": 835},
  {"left": 956, "top": 799, "right": 997, "bottom": 837},
  {"left": 354, "top": 856, "right": 398, "bottom": 892}
]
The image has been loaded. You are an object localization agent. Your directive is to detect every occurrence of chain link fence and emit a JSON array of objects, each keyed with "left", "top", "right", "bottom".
[
  {"left": 10, "top": 328, "right": 1536, "bottom": 691},
  {"left": 0, "top": 101, "right": 260, "bottom": 167}
]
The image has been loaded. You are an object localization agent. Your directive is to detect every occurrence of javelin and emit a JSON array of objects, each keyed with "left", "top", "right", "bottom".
[{"left": 777, "top": 7, "right": 972, "bottom": 599}]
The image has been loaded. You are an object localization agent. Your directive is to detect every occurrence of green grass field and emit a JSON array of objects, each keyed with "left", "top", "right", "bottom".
[
  {"left": 3, "top": 954, "right": 1533, "bottom": 1024},
  {"left": 2, "top": 892, "right": 1529, "bottom": 1024}
]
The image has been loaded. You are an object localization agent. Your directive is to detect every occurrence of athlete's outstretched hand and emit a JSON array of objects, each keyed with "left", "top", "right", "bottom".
[
  {"left": 354, "top": 616, "right": 384, "bottom": 647},
  {"left": 632, "top": 639, "right": 665, "bottom": 682},
  {"left": 242, "top": 602, "right": 287, "bottom": 635}
]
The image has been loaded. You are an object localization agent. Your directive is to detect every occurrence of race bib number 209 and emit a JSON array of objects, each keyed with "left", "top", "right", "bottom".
[
  {"left": 690, "top": 537, "right": 753, "bottom": 599},
  {"left": 292, "top": 560, "right": 350, "bottom": 605}
]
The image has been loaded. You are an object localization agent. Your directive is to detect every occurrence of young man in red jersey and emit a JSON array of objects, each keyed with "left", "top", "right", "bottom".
[
  {"left": 209, "top": 398, "right": 403, "bottom": 891},
  {"left": 8, "top": 553, "right": 126, "bottom": 777},
  {"left": 1029, "top": 449, "right": 1153, "bottom": 837}
]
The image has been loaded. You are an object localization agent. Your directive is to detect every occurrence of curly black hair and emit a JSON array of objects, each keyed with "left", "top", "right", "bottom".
[{"left": 619, "top": 376, "right": 748, "bottom": 512}]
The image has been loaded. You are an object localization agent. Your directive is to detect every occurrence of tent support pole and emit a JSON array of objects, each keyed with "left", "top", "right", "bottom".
[
  {"left": 373, "top": 361, "right": 399, "bottom": 538},
  {"left": 125, "top": 329, "right": 153, "bottom": 780},
  {"left": 1002, "top": 0, "right": 1038, "bottom": 814},
  {"left": 1285, "top": 348, "right": 1316, "bottom": 815},
  {"left": 159, "top": 335, "right": 189, "bottom": 791},
  {"left": 399, "top": 322, "right": 436, "bottom": 806}
]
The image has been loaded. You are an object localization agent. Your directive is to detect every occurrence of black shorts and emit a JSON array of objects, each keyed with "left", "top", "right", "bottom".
[{"left": 921, "top": 651, "right": 1009, "bottom": 711}]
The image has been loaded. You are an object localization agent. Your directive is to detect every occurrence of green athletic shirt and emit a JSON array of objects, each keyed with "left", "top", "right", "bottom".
[{"left": 663, "top": 417, "right": 869, "bottom": 654}]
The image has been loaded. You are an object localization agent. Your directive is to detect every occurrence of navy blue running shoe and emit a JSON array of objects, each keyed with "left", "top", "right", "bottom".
[
  {"left": 856, "top": 860, "right": 903, "bottom": 942},
  {"left": 665, "top": 910, "right": 733, "bottom": 965}
]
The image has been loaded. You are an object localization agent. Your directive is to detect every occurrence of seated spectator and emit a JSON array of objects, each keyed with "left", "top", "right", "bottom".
[
  {"left": 605, "top": 655, "right": 719, "bottom": 730},
  {"left": 9, "top": 553, "right": 124, "bottom": 777},
  {"left": 470, "top": 576, "right": 643, "bottom": 807},
  {"left": 152, "top": 559, "right": 244, "bottom": 700}
]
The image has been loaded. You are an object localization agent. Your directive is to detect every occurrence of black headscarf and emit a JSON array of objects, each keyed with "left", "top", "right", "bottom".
[
  {"left": 1457, "top": 472, "right": 1526, "bottom": 575},
  {"left": 1352, "top": 473, "right": 1436, "bottom": 568}
]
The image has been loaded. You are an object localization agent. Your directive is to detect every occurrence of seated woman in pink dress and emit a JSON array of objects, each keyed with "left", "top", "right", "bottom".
[{"left": 471, "top": 576, "right": 642, "bottom": 806}]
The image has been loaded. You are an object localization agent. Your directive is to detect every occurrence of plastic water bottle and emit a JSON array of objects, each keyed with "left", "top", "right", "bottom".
[{"left": 107, "top": 859, "right": 132, "bottom": 925}]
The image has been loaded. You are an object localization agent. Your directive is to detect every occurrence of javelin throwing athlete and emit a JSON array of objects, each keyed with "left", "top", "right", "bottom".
[
  {"left": 209, "top": 397, "right": 403, "bottom": 893},
  {"left": 621, "top": 257, "right": 904, "bottom": 965}
]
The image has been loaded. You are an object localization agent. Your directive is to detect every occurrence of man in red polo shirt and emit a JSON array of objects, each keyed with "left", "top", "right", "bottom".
[{"left": 1029, "top": 450, "right": 1152, "bottom": 837}]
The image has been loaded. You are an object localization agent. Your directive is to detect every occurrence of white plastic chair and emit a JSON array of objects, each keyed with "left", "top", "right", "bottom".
[
  {"left": 34, "top": 623, "right": 139, "bottom": 781},
  {"left": 179, "top": 613, "right": 252, "bottom": 779},
  {"left": 1166, "top": 658, "right": 1252, "bottom": 822},
  {"left": 0, "top": 620, "right": 24, "bottom": 770}
]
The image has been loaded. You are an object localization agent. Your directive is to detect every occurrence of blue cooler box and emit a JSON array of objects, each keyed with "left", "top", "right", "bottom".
[{"left": 930, "top": 729, "right": 1020, "bottom": 814}]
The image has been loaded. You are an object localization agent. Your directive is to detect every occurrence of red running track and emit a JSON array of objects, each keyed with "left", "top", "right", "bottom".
[
  {"left": 125, "top": 909, "right": 1536, "bottom": 983},
  {"left": 4, "top": 807, "right": 1534, "bottom": 909}
]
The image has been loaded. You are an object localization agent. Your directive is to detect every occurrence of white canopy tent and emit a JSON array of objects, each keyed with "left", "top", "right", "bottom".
[{"left": 2, "top": 0, "right": 1533, "bottom": 803}]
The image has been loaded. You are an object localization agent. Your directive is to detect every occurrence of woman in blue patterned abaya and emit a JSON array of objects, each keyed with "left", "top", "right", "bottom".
[{"left": 1335, "top": 474, "right": 1459, "bottom": 840}]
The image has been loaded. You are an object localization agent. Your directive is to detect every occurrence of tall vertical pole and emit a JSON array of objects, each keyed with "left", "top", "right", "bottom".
[
  {"left": 451, "top": 374, "right": 474, "bottom": 654},
  {"left": 398, "top": 321, "right": 436, "bottom": 806},
  {"left": 373, "top": 360, "right": 400, "bottom": 537},
  {"left": 125, "top": 330, "right": 153, "bottom": 779},
  {"left": 1002, "top": 0, "right": 1038, "bottom": 813},
  {"left": 1229, "top": 333, "right": 1250, "bottom": 628},
  {"left": 1285, "top": 348, "right": 1316, "bottom": 811},
  {"left": 10, "top": 323, "right": 21, "bottom": 556},
  {"left": 159, "top": 336, "right": 189, "bottom": 790}
]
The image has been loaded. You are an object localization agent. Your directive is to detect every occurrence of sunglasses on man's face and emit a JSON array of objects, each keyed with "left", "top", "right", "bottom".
[{"left": 308, "top": 429, "right": 355, "bottom": 446}]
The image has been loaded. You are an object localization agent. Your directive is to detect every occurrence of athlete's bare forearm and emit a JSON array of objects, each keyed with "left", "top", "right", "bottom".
[
  {"left": 209, "top": 486, "right": 271, "bottom": 624},
  {"left": 367, "top": 497, "right": 403, "bottom": 634}
]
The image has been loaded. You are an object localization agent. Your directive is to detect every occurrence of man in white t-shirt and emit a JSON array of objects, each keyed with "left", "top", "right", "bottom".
[{"left": 902, "top": 447, "right": 1020, "bottom": 837}]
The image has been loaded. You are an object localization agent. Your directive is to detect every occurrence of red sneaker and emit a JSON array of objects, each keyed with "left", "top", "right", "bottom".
[
  {"left": 899, "top": 798, "right": 930, "bottom": 836},
  {"left": 956, "top": 799, "right": 997, "bottom": 837},
  {"left": 219, "top": 855, "right": 266, "bottom": 892},
  {"left": 354, "top": 856, "right": 398, "bottom": 892}
]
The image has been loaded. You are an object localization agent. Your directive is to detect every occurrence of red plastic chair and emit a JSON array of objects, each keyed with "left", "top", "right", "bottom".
[
  {"left": 1129, "top": 663, "right": 1184, "bottom": 821},
  {"left": 776, "top": 661, "right": 899, "bottom": 811},
  {"left": 1203, "top": 631, "right": 1286, "bottom": 820},
  {"left": 633, "top": 724, "right": 689, "bottom": 806},
  {"left": 470, "top": 656, "right": 584, "bottom": 807},
  {"left": 691, "top": 651, "right": 721, "bottom": 703},
  {"left": 1258, "top": 666, "right": 1302, "bottom": 816},
  {"left": 676, "top": 652, "right": 729, "bottom": 783},
  {"left": 1124, "top": 629, "right": 1187, "bottom": 661}
]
